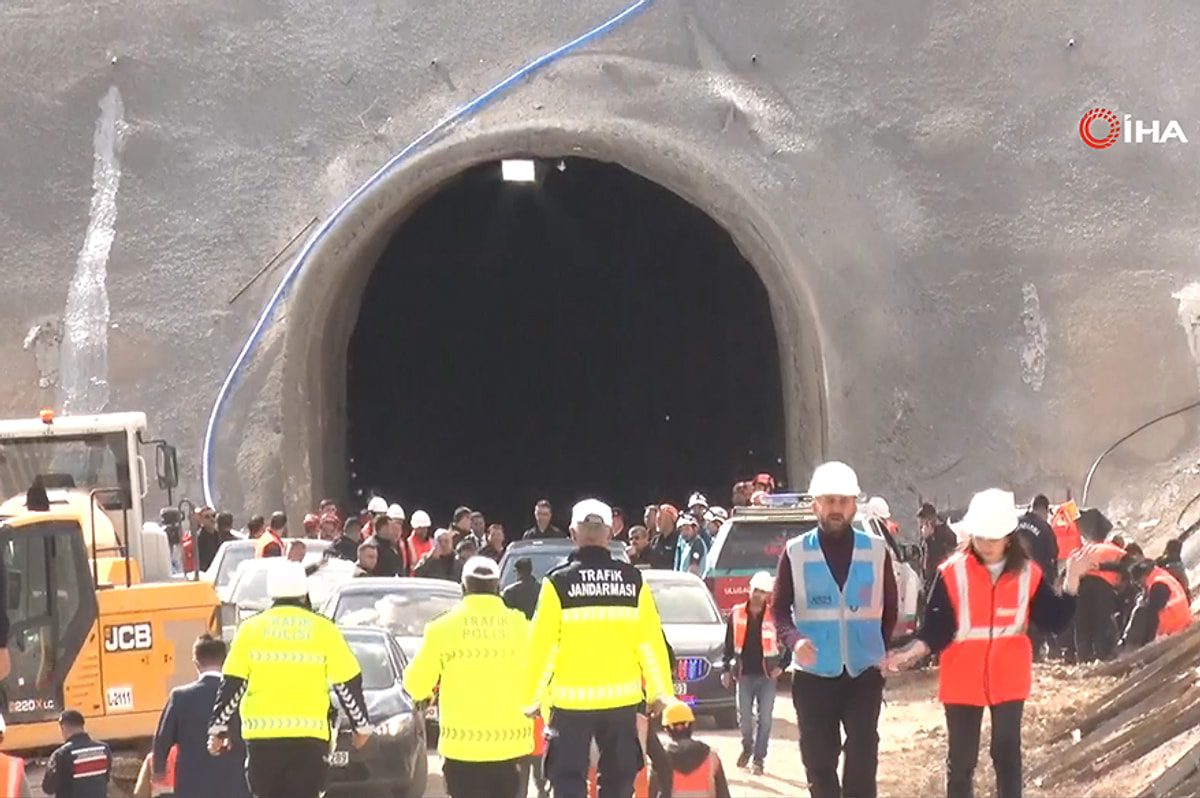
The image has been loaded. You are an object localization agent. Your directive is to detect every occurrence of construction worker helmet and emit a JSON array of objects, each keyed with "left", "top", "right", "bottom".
[
  {"left": 663, "top": 701, "right": 695, "bottom": 727},
  {"left": 367, "top": 496, "right": 388, "bottom": 514}
]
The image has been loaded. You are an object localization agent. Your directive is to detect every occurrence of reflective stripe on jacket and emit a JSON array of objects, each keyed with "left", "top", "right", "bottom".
[
  {"left": 403, "top": 594, "right": 533, "bottom": 762},
  {"left": 1147, "top": 566, "right": 1192, "bottom": 639},
  {"left": 222, "top": 605, "right": 361, "bottom": 741},
  {"left": 671, "top": 752, "right": 718, "bottom": 798},
  {"left": 938, "top": 552, "right": 1042, "bottom": 706},
  {"left": 787, "top": 529, "right": 887, "bottom": 678}
]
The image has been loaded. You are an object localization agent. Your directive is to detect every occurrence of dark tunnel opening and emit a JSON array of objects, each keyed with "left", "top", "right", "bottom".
[{"left": 346, "top": 157, "right": 786, "bottom": 535}]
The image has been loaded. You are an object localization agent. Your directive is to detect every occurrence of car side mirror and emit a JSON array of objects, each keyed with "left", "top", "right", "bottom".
[{"left": 156, "top": 444, "right": 179, "bottom": 490}]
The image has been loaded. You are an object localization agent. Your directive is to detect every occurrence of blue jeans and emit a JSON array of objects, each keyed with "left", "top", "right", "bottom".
[{"left": 737, "top": 674, "right": 777, "bottom": 762}]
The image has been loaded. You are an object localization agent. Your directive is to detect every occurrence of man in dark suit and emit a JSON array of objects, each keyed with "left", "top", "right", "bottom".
[{"left": 153, "top": 634, "right": 250, "bottom": 798}]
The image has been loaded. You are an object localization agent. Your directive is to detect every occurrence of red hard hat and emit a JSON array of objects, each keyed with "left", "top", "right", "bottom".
[
  {"left": 753, "top": 473, "right": 775, "bottom": 488},
  {"left": 303, "top": 513, "right": 319, "bottom": 528}
]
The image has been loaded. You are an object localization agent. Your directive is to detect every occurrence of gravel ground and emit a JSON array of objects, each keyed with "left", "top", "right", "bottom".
[{"left": 23, "top": 665, "right": 1158, "bottom": 798}]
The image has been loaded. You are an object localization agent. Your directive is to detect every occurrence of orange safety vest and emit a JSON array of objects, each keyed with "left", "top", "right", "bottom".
[
  {"left": 0, "top": 753, "right": 25, "bottom": 798},
  {"left": 670, "top": 752, "right": 719, "bottom": 798},
  {"left": 254, "top": 531, "right": 284, "bottom": 558},
  {"left": 938, "top": 552, "right": 1042, "bottom": 707},
  {"left": 1050, "top": 503, "right": 1082, "bottom": 559},
  {"left": 1146, "top": 566, "right": 1193, "bottom": 639},
  {"left": 408, "top": 535, "right": 433, "bottom": 566},
  {"left": 1083, "top": 542, "right": 1125, "bottom": 588},
  {"left": 182, "top": 532, "right": 196, "bottom": 573},
  {"left": 731, "top": 603, "right": 779, "bottom": 671}
]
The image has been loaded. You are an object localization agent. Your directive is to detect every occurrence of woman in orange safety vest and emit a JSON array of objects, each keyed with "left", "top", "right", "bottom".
[{"left": 885, "top": 489, "right": 1094, "bottom": 798}]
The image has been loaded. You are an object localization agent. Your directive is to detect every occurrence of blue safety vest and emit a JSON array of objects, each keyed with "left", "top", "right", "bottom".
[{"left": 787, "top": 528, "right": 887, "bottom": 678}]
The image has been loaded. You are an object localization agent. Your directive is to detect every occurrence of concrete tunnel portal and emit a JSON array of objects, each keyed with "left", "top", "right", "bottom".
[{"left": 279, "top": 130, "right": 829, "bottom": 531}]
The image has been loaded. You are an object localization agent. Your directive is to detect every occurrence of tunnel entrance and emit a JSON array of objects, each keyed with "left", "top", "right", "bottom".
[{"left": 343, "top": 157, "right": 786, "bottom": 532}]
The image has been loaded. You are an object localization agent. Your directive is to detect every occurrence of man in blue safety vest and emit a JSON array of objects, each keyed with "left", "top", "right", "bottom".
[{"left": 771, "top": 462, "right": 898, "bottom": 798}]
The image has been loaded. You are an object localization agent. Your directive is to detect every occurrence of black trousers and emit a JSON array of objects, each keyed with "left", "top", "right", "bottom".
[
  {"left": 443, "top": 758, "right": 521, "bottom": 798},
  {"left": 945, "top": 701, "right": 1024, "bottom": 798},
  {"left": 791, "top": 669, "right": 884, "bottom": 798},
  {"left": 245, "top": 738, "right": 328, "bottom": 798},
  {"left": 546, "top": 705, "right": 642, "bottom": 798},
  {"left": 516, "top": 755, "right": 548, "bottom": 798},
  {"left": 1075, "top": 577, "right": 1119, "bottom": 663}
]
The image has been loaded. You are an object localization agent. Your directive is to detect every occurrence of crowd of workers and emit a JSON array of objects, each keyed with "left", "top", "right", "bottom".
[{"left": 6, "top": 462, "right": 1192, "bottom": 798}]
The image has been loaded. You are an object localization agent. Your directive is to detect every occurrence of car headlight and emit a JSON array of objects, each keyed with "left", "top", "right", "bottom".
[{"left": 376, "top": 713, "right": 415, "bottom": 736}]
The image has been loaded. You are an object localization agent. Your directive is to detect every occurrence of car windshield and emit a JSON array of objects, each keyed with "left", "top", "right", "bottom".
[
  {"left": 500, "top": 544, "right": 628, "bottom": 588},
  {"left": 214, "top": 544, "right": 254, "bottom": 587},
  {"left": 648, "top": 580, "right": 721, "bottom": 624},
  {"left": 714, "top": 521, "right": 816, "bottom": 572},
  {"left": 337, "top": 591, "right": 460, "bottom": 637},
  {"left": 345, "top": 636, "right": 396, "bottom": 691},
  {"left": 230, "top": 559, "right": 353, "bottom": 607}
]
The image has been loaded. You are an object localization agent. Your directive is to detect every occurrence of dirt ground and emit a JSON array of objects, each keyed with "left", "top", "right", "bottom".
[{"left": 26, "top": 664, "right": 1181, "bottom": 797}]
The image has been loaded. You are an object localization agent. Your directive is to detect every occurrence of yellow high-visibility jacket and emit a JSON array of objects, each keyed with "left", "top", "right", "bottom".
[
  {"left": 524, "top": 546, "right": 672, "bottom": 711},
  {"left": 222, "top": 605, "right": 362, "bottom": 741},
  {"left": 404, "top": 594, "right": 534, "bottom": 762}
]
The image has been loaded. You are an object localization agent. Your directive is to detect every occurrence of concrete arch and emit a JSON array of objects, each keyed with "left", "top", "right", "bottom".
[{"left": 280, "top": 119, "right": 829, "bottom": 506}]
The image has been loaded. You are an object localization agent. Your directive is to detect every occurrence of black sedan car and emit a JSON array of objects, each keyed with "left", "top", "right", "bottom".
[
  {"left": 497, "top": 538, "right": 629, "bottom": 590},
  {"left": 642, "top": 569, "right": 737, "bottom": 728},
  {"left": 327, "top": 627, "right": 427, "bottom": 797}
]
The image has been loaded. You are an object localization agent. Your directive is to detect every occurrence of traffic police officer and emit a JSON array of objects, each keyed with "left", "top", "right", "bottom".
[
  {"left": 524, "top": 499, "right": 673, "bottom": 798},
  {"left": 208, "top": 561, "right": 371, "bottom": 798},
  {"left": 404, "top": 556, "right": 533, "bottom": 798}
]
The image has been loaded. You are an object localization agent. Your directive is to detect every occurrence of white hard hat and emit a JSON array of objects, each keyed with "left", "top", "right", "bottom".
[
  {"left": 367, "top": 496, "right": 388, "bottom": 514},
  {"left": 571, "top": 499, "right": 613, "bottom": 528},
  {"left": 267, "top": 562, "right": 309, "bottom": 599},
  {"left": 687, "top": 492, "right": 709, "bottom": 509},
  {"left": 676, "top": 514, "right": 699, "bottom": 528},
  {"left": 461, "top": 556, "right": 501, "bottom": 583},
  {"left": 808, "top": 461, "right": 862, "bottom": 498},
  {"left": 749, "top": 571, "right": 775, "bottom": 594},
  {"left": 951, "top": 489, "right": 1018, "bottom": 541},
  {"left": 410, "top": 510, "right": 431, "bottom": 528},
  {"left": 0, "top": 713, "right": 6, "bottom": 734},
  {"left": 867, "top": 496, "right": 891, "bottom": 519},
  {"left": 386, "top": 504, "right": 406, "bottom": 521}
]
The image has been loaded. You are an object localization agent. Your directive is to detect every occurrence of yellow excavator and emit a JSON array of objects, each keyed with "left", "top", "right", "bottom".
[{"left": 0, "top": 409, "right": 218, "bottom": 750}]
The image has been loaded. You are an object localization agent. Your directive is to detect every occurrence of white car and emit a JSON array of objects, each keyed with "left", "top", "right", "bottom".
[
  {"left": 219, "top": 554, "right": 355, "bottom": 639},
  {"left": 204, "top": 538, "right": 332, "bottom": 602}
]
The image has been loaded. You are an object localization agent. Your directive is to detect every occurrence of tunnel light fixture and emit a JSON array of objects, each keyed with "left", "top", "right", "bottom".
[{"left": 501, "top": 159, "right": 537, "bottom": 183}]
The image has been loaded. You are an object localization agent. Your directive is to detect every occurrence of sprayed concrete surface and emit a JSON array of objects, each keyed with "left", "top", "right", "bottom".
[{"left": 3, "top": 0, "right": 1200, "bottom": 517}]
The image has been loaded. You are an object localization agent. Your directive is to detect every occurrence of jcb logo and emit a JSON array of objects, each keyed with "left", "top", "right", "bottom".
[{"left": 104, "top": 623, "right": 153, "bottom": 652}]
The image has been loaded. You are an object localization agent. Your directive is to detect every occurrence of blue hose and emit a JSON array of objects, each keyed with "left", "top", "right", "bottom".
[{"left": 202, "top": 0, "right": 653, "bottom": 507}]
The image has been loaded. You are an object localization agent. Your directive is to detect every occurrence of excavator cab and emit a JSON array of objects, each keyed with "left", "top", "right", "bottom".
[{"left": 0, "top": 514, "right": 98, "bottom": 726}]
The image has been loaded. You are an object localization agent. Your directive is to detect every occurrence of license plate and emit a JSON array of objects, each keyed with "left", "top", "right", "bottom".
[
  {"left": 673, "top": 682, "right": 686, "bottom": 695},
  {"left": 329, "top": 750, "right": 349, "bottom": 767}
]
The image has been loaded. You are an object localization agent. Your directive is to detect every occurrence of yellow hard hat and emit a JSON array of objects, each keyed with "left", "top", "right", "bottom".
[{"left": 663, "top": 701, "right": 695, "bottom": 727}]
